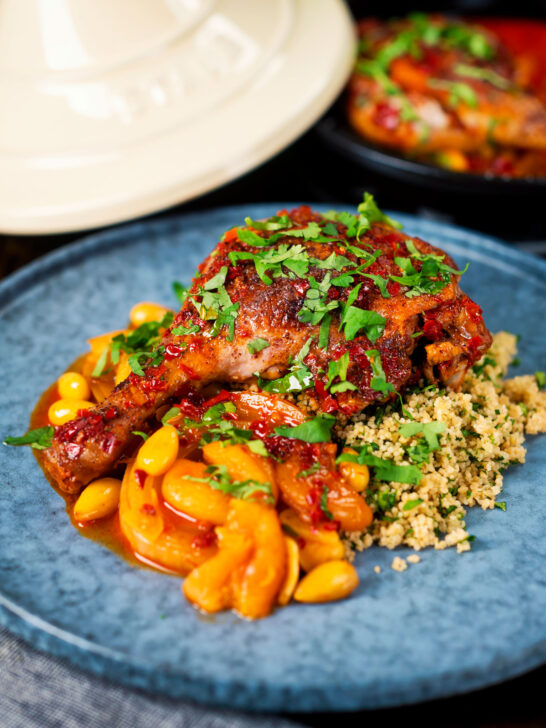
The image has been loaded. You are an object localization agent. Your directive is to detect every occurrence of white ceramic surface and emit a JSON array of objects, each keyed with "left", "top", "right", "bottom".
[{"left": 0, "top": 0, "right": 355, "bottom": 234}]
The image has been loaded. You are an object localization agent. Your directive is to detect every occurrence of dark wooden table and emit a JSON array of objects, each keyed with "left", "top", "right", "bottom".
[{"left": 1, "top": 130, "right": 545, "bottom": 727}]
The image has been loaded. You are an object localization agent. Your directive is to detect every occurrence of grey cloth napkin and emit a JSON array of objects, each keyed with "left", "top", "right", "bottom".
[{"left": 0, "top": 627, "right": 301, "bottom": 728}]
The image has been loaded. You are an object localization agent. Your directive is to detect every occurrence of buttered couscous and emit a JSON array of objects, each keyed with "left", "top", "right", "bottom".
[{"left": 340, "top": 332, "right": 546, "bottom": 556}]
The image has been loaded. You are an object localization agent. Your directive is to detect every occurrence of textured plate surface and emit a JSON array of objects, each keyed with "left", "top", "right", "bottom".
[{"left": 0, "top": 204, "right": 545, "bottom": 712}]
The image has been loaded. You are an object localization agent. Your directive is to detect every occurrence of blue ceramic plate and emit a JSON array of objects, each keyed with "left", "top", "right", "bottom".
[{"left": 0, "top": 205, "right": 545, "bottom": 712}]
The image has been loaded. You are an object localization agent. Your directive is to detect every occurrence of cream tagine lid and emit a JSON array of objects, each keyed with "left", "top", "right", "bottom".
[{"left": 0, "top": 0, "right": 355, "bottom": 233}]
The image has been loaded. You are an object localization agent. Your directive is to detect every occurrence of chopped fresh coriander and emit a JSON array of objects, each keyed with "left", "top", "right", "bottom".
[
  {"left": 172, "top": 281, "right": 189, "bottom": 305},
  {"left": 320, "top": 486, "right": 334, "bottom": 520},
  {"left": 128, "top": 346, "right": 165, "bottom": 377},
  {"left": 91, "top": 346, "right": 109, "bottom": 378},
  {"left": 229, "top": 244, "right": 309, "bottom": 285},
  {"left": 318, "top": 313, "right": 331, "bottom": 350},
  {"left": 534, "top": 371, "right": 545, "bottom": 389},
  {"left": 454, "top": 63, "right": 511, "bottom": 90},
  {"left": 237, "top": 228, "right": 268, "bottom": 247},
  {"left": 495, "top": 501, "right": 507, "bottom": 512},
  {"left": 188, "top": 464, "right": 273, "bottom": 503},
  {"left": 190, "top": 284, "right": 239, "bottom": 341},
  {"left": 161, "top": 407, "right": 181, "bottom": 425},
  {"left": 258, "top": 338, "right": 313, "bottom": 394},
  {"left": 247, "top": 337, "right": 270, "bottom": 355},
  {"left": 92, "top": 312, "right": 174, "bottom": 377},
  {"left": 374, "top": 487, "right": 398, "bottom": 513},
  {"left": 356, "top": 192, "right": 403, "bottom": 235},
  {"left": 171, "top": 323, "right": 200, "bottom": 336},
  {"left": 403, "top": 499, "right": 423, "bottom": 511},
  {"left": 274, "top": 414, "right": 337, "bottom": 443},
  {"left": 4, "top": 426, "right": 54, "bottom": 450},
  {"left": 428, "top": 78, "right": 478, "bottom": 108},
  {"left": 361, "top": 273, "right": 390, "bottom": 298},
  {"left": 244, "top": 214, "right": 292, "bottom": 232},
  {"left": 399, "top": 421, "right": 446, "bottom": 449},
  {"left": 338, "top": 449, "right": 422, "bottom": 485},
  {"left": 472, "top": 356, "right": 497, "bottom": 376},
  {"left": 203, "top": 266, "right": 228, "bottom": 291},
  {"left": 511, "top": 357, "right": 520, "bottom": 367},
  {"left": 326, "top": 352, "right": 358, "bottom": 394},
  {"left": 366, "top": 349, "right": 395, "bottom": 394},
  {"left": 298, "top": 274, "right": 339, "bottom": 325},
  {"left": 340, "top": 293, "right": 386, "bottom": 342},
  {"left": 298, "top": 463, "right": 321, "bottom": 478}
]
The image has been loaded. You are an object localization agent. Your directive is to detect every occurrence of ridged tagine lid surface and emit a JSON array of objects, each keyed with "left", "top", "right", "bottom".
[{"left": 0, "top": 0, "right": 354, "bottom": 233}]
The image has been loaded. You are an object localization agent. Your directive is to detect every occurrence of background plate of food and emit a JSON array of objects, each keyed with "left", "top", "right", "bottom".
[
  {"left": 317, "top": 13, "right": 546, "bottom": 195},
  {"left": 0, "top": 200, "right": 545, "bottom": 711}
]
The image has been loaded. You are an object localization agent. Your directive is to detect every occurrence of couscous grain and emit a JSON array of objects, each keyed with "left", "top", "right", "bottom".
[{"left": 340, "top": 333, "right": 546, "bottom": 556}]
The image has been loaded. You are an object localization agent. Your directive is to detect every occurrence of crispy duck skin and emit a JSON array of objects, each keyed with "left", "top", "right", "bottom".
[
  {"left": 41, "top": 205, "right": 491, "bottom": 493},
  {"left": 348, "top": 16, "right": 546, "bottom": 157}
]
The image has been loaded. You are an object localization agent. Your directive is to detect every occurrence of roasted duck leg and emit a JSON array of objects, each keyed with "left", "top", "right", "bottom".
[{"left": 41, "top": 201, "right": 491, "bottom": 493}]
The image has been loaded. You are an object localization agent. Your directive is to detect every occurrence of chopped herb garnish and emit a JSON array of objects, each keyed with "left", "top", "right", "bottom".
[
  {"left": 92, "top": 312, "right": 174, "bottom": 378},
  {"left": 132, "top": 431, "right": 149, "bottom": 441},
  {"left": 274, "top": 414, "right": 337, "bottom": 443},
  {"left": 495, "top": 501, "right": 507, "bottom": 512},
  {"left": 340, "top": 286, "right": 386, "bottom": 342},
  {"left": 535, "top": 371, "right": 545, "bottom": 389},
  {"left": 366, "top": 349, "right": 395, "bottom": 394},
  {"left": 298, "top": 274, "right": 339, "bottom": 325},
  {"left": 188, "top": 464, "right": 273, "bottom": 503},
  {"left": 428, "top": 78, "right": 478, "bottom": 108},
  {"left": 318, "top": 313, "right": 332, "bottom": 350},
  {"left": 403, "top": 499, "right": 424, "bottom": 511},
  {"left": 171, "top": 323, "right": 201, "bottom": 336},
  {"left": 326, "top": 352, "right": 358, "bottom": 394},
  {"left": 338, "top": 449, "right": 422, "bottom": 485},
  {"left": 247, "top": 337, "right": 270, "bottom": 355},
  {"left": 320, "top": 487, "right": 334, "bottom": 520},
  {"left": 172, "top": 281, "right": 189, "bottom": 305},
  {"left": 454, "top": 63, "right": 511, "bottom": 90},
  {"left": 258, "top": 338, "right": 313, "bottom": 394},
  {"left": 4, "top": 426, "right": 54, "bottom": 450},
  {"left": 298, "top": 463, "right": 321, "bottom": 479},
  {"left": 399, "top": 421, "right": 446, "bottom": 463}
]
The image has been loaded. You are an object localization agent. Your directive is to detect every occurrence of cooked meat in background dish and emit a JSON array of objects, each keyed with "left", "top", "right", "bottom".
[
  {"left": 348, "top": 14, "right": 546, "bottom": 178},
  {"left": 40, "top": 196, "right": 491, "bottom": 494}
]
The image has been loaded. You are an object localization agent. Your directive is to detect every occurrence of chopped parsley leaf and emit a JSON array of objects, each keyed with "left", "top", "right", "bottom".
[
  {"left": 326, "top": 352, "right": 358, "bottom": 394},
  {"left": 534, "top": 371, "right": 545, "bottom": 389},
  {"left": 257, "top": 338, "right": 314, "bottom": 394},
  {"left": 403, "top": 498, "right": 423, "bottom": 511},
  {"left": 338, "top": 449, "right": 422, "bottom": 485},
  {"left": 172, "top": 281, "right": 189, "bottom": 305},
  {"left": 320, "top": 486, "right": 334, "bottom": 520},
  {"left": 495, "top": 501, "right": 507, "bottom": 512},
  {"left": 366, "top": 349, "right": 395, "bottom": 394},
  {"left": 247, "top": 337, "right": 270, "bottom": 355},
  {"left": 171, "top": 323, "right": 200, "bottom": 336},
  {"left": 399, "top": 421, "right": 446, "bottom": 463},
  {"left": 274, "top": 414, "right": 337, "bottom": 443},
  {"left": 188, "top": 464, "right": 273, "bottom": 503},
  {"left": 298, "top": 463, "right": 321, "bottom": 479},
  {"left": 4, "top": 426, "right": 54, "bottom": 450},
  {"left": 340, "top": 285, "right": 386, "bottom": 342}
]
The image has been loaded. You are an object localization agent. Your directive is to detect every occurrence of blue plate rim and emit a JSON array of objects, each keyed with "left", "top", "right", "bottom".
[{"left": 1, "top": 203, "right": 545, "bottom": 712}]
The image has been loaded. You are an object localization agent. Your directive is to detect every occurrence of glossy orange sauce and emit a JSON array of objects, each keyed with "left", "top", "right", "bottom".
[{"left": 30, "top": 357, "right": 205, "bottom": 577}]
